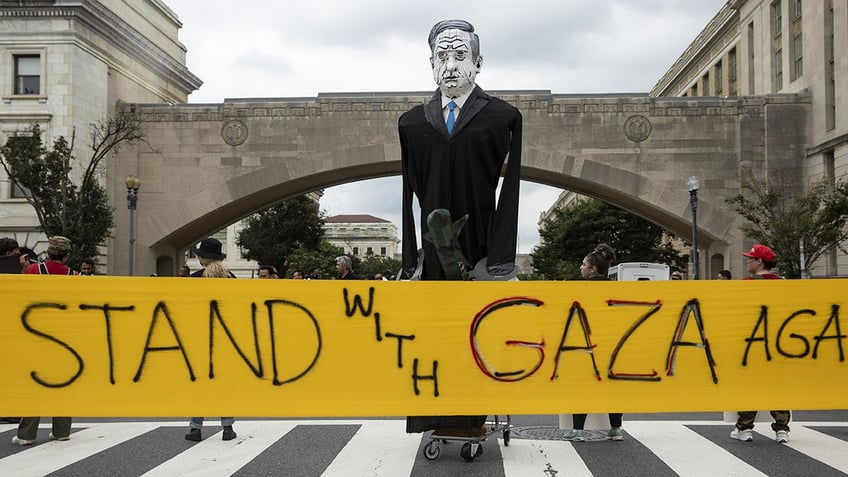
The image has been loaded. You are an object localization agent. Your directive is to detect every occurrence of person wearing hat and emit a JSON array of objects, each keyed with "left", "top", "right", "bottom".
[
  {"left": 184, "top": 237, "right": 237, "bottom": 441},
  {"left": 731, "top": 243, "right": 790, "bottom": 443},
  {"left": 13, "top": 236, "right": 76, "bottom": 445},
  {"left": 190, "top": 237, "right": 235, "bottom": 278},
  {"left": 22, "top": 236, "right": 77, "bottom": 276}
]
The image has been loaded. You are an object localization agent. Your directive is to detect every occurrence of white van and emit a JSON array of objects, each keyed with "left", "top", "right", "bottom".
[{"left": 608, "top": 262, "right": 670, "bottom": 281}]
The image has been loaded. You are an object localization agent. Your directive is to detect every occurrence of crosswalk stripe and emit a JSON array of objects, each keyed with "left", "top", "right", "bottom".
[
  {"left": 1, "top": 422, "right": 161, "bottom": 477},
  {"left": 141, "top": 421, "right": 298, "bottom": 476},
  {"left": 3, "top": 419, "right": 848, "bottom": 476},
  {"left": 756, "top": 425, "right": 848, "bottom": 473},
  {"left": 501, "top": 438, "right": 592, "bottom": 477},
  {"left": 320, "top": 420, "right": 420, "bottom": 476},
  {"left": 625, "top": 421, "right": 767, "bottom": 477}
]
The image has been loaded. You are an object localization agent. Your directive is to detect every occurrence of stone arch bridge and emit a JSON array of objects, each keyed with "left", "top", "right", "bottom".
[{"left": 112, "top": 91, "right": 810, "bottom": 278}]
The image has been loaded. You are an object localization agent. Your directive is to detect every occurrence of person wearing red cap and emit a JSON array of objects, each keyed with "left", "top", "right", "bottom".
[{"left": 731, "top": 243, "right": 790, "bottom": 443}]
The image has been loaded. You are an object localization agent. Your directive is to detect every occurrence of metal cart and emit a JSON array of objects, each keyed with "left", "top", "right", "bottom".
[{"left": 422, "top": 415, "right": 511, "bottom": 461}]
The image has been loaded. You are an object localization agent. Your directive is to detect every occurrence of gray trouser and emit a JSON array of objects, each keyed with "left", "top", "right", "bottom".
[
  {"left": 736, "top": 411, "right": 790, "bottom": 432},
  {"left": 17, "top": 417, "right": 72, "bottom": 440},
  {"left": 189, "top": 417, "right": 235, "bottom": 429}
]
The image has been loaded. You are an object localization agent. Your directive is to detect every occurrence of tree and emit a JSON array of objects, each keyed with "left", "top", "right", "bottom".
[
  {"left": 284, "top": 240, "right": 345, "bottom": 279},
  {"left": 531, "top": 198, "right": 686, "bottom": 280},
  {"left": 726, "top": 168, "right": 848, "bottom": 278},
  {"left": 0, "top": 112, "right": 146, "bottom": 269},
  {"left": 358, "top": 251, "right": 402, "bottom": 279},
  {"left": 237, "top": 195, "right": 325, "bottom": 277}
]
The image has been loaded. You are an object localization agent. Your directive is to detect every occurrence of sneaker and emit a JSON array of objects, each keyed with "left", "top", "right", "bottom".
[
  {"left": 11, "top": 436, "right": 33, "bottom": 446},
  {"left": 730, "top": 428, "right": 753, "bottom": 442},
  {"left": 184, "top": 428, "right": 201, "bottom": 442},
  {"left": 776, "top": 430, "right": 789, "bottom": 443},
  {"left": 222, "top": 426, "right": 237, "bottom": 441},
  {"left": 48, "top": 433, "right": 69, "bottom": 441},
  {"left": 608, "top": 427, "right": 625, "bottom": 441},
  {"left": 563, "top": 429, "right": 585, "bottom": 442}
]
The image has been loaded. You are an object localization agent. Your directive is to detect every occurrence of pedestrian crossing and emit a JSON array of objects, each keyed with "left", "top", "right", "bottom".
[{"left": 2, "top": 419, "right": 848, "bottom": 476}]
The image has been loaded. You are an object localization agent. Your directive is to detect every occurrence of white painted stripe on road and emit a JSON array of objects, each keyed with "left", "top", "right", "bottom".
[
  {"left": 501, "top": 438, "right": 592, "bottom": 477},
  {"left": 757, "top": 425, "right": 848, "bottom": 473},
  {"left": 141, "top": 420, "right": 297, "bottom": 477},
  {"left": 321, "top": 420, "right": 419, "bottom": 477},
  {"left": 0, "top": 422, "right": 160, "bottom": 477},
  {"left": 625, "top": 421, "right": 767, "bottom": 477}
]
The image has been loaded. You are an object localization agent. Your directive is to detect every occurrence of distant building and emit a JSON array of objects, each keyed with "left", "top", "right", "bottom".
[
  {"left": 651, "top": 0, "right": 848, "bottom": 275},
  {"left": 0, "top": 0, "right": 200, "bottom": 269},
  {"left": 324, "top": 214, "right": 399, "bottom": 259}
]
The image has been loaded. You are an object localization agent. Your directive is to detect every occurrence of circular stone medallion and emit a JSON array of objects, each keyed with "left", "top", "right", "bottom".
[
  {"left": 624, "top": 115, "right": 652, "bottom": 142},
  {"left": 222, "top": 120, "right": 248, "bottom": 146}
]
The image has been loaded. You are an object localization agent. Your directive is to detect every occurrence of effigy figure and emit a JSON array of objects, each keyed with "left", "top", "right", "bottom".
[{"left": 399, "top": 19, "right": 523, "bottom": 434}]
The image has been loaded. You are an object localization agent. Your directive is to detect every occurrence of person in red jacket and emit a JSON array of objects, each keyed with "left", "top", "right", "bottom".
[
  {"left": 13, "top": 236, "right": 76, "bottom": 445},
  {"left": 731, "top": 244, "right": 790, "bottom": 443}
]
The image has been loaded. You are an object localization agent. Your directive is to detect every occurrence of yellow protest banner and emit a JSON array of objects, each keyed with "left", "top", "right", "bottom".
[{"left": 0, "top": 276, "right": 844, "bottom": 417}]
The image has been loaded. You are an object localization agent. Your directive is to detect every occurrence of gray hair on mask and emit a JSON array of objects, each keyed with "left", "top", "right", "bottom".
[{"left": 428, "top": 19, "right": 480, "bottom": 61}]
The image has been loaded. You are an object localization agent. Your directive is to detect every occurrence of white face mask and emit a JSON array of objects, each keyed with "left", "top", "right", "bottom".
[{"left": 431, "top": 28, "right": 481, "bottom": 98}]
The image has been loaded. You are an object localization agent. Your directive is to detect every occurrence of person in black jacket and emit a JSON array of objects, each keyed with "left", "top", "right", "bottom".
[
  {"left": 400, "top": 19, "right": 522, "bottom": 436},
  {"left": 562, "top": 243, "right": 626, "bottom": 442},
  {"left": 399, "top": 19, "right": 522, "bottom": 282}
]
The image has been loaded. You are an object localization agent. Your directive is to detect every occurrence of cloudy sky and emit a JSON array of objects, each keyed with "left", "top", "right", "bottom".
[{"left": 165, "top": 0, "right": 727, "bottom": 253}]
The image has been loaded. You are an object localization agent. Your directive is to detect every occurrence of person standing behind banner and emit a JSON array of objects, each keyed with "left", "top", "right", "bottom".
[
  {"left": 731, "top": 244, "right": 790, "bottom": 444},
  {"left": 184, "top": 237, "right": 237, "bottom": 442},
  {"left": 12, "top": 236, "right": 76, "bottom": 445},
  {"left": 562, "top": 243, "right": 625, "bottom": 442}
]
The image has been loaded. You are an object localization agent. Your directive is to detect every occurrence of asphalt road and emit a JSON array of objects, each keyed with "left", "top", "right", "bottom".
[{"left": 1, "top": 411, "right": 846, "bottom": 476}]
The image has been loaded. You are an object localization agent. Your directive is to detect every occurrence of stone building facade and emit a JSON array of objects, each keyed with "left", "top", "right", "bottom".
[
  {"left": 651, "top": 0, "right": 848, "bottom": 275},
  {"left": 0, "top": 0, "right": 200, "bottom": 265},
  {"left": 323, "top": 214, "right": 399, "bottom": 259}
]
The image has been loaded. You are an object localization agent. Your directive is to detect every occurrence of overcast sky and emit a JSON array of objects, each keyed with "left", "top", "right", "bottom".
[{"left": 166, "top": 0, "right": 727, "bottom": 253}]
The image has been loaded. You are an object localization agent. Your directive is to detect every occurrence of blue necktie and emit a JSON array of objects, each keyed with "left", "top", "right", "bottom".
[{"left": 446, "top": 100, "right": 457, "bottom": 134}]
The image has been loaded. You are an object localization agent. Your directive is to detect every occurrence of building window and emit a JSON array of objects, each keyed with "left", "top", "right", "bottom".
[
  {"left": 14, "top": 55, "right": 40, "bottom": 95},
  {"left": 715, "top": 62, "right": 723, "bottom": 96},
  {"left": 3, "top": 135, "right": 35, "bottom": 198},
  {"left": 728, "top": 47, "right": 738, "bottom": 96},
  {"left": 791, "top": 33, "right": 803, "bottom": 81},
  {"left": 772, "top": 0, "right": 782, "bottom": 37},
  {"left": 791, "top": 1, "right": 802, "bottom": 81},
  {"left": 352, "top": 247, "right": 359, "bottom": 256},
  {"left": 380, "top": 247, "right": 387, "bottom": 256},
  {"left": 771, "top": 0, "right": 784, "bottom": 92},
  {"left": 774, "top": 49, "right": 783, "bottom": 91},
  {"left": 825, "top": 0, "right": 835, "bottom": 129},
  {"left": 366, "top": 246, "right": 373, "bottom": 255}
]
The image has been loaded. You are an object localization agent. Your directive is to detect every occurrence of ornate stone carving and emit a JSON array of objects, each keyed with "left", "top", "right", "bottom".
[
  {"left": 221, "top": 120, "right": 248, "bottom": 146},
  {"left": 624, "top": 114, "right": 652, "bottom": 142}
]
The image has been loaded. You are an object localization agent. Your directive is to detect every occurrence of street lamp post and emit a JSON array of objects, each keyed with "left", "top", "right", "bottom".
[
  {"left": 688, "top": 176, "right": 699, "bottom": 280},
  {"left": 125, "top": 175, "right": 141, "bottom": 276}
]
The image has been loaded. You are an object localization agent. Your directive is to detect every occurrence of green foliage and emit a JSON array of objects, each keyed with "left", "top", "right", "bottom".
[
  {"left": 531, "top": 198, "right": 686, "bottom": 280},
  {"left": 726, "top": 169, "right": 848, "bottom": 278},
  {"left": 237, "top": 195, "right": 326, "bottom": 277},
  {"left": 357, "top": 251, "right": 402, "bottom": 279},
  {"left": 0, "top": 121, "right": 139, "bottom": 269},
  {"left": 284, "top": 240, "right": 344, "bottom": 279}
]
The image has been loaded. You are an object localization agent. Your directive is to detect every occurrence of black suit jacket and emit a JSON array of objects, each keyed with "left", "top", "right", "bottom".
[{"left": 399, "top": 86, "right": 522, "bottom": 280}]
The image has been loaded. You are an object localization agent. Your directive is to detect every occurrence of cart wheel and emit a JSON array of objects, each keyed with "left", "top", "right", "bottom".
[
  {"left": 461, "top": 442, "right": 484, "bottom": 461},
  {"left": 503, "top": 428, "right": 511, "bottom": 446},
  {"left": 423, "top": 441, "right": 440, "bottom": 460}
]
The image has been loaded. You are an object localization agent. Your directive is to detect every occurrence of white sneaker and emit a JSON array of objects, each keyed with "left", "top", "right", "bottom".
[
  {"left": 48, "top": 433, "right": 69, "bottom": 441},
  {"left": 775, "top": 430, "right": 789, "bottom": 443},
  {"left": 11, "top": 436, "right": 33, "bottom": 445},
  {"left": 730, "top": 428, "right": 753, "bottom": 442}
]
